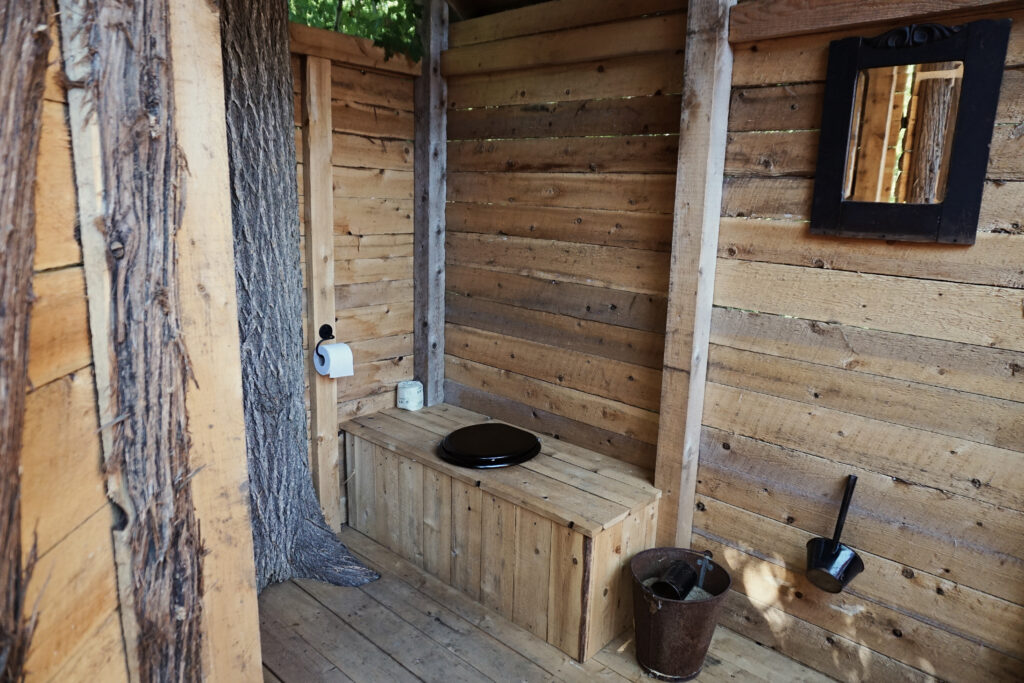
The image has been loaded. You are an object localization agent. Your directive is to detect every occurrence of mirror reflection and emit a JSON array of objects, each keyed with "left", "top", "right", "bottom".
[{"left": 844, "top": 61, "right": 964, "bottom": 204}]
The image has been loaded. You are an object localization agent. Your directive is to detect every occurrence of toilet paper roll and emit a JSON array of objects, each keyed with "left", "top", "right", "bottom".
[
  {"left": 397, "top": 380, "right": 423, "bottom": 411},
  {"left": 313, "top": 342, "right": 354, "bottom": 378}
]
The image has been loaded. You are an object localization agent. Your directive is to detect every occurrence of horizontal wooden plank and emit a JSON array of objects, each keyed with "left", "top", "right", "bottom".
[
  {"left": 448, "top": 171, "right": 675, "bottom": 213},
  {"left": 697, "top": 530, "right": 1022, "bottom": 682},
  {"left": 448, "top": 52, "right": 685, "bottom": 109},
  {"left": 729, "top": 82, "right": 823, "bottom": 132},
  {"left": 446, "top": 323, "right": 662, "bottom": 411},
  {"left": 336, "top": 198, "right": 413, "bottom": 236},
  {"left": 988, "top": 124, "right": 1024, "bottom": 180},
  {"left": 331, "top": 99, "right": 415, "bottom": 139},
  {"left": 448, "top": 95, "right": 682, "bottom": 140},
  {"left": 333, "top": 167, "right": 413, "bottom": 200},
  {"left": 725, "top": 127, "right": 1023, "bottom": 179},
  {"left": 448, "top": 135, "right": 678, "bottom": 174},
  {"left": 446, "top": 201, "right": 673, "bottom": 250},
  {"left": 730, "top": 0, "right": 1017, "bottom": 43},
  {"left": 332, "top": 133, "right": 413, "bottom": 171},
  {"left": 25, "top": 509, "right": 120, "bottom": 682},
  {"left": 35, "top": 99, "right": 81, "bottom": 271},
  {"left": 445, "top": 355, "right": 660, "bottom": 445},
  {"left": 442, "top": 12, "right": 685, "bottom": 77},
  {"left": 721, "top": 176, "right": 1024, "bottom": 232},
  {"left": 731, "top": 8, "right": 1024, "bottom": 87},
  {"left": 699, "top": 426, "right": 1024, "bottom": 658},
  {"left": 332, "top": 64, "right": 414, "bottom": 111},
  {"left": 335, "top": 301, "right": 414, "bottom": 341},
  {"left": 446, "top": 231, "right": 670, "bottom": 295},
  {"left": 347, "top": 334, "right": 413, "bottom": 364},
  {"left": 727, "top": 69, "right": 1022, "bottom": 132},
  {"left": 48, "top": 611, "right": 128, "bottom": 683},
  {"left": 21, "top": 367, "right": 106, "bottom": 557},
  {"left": 337, "top": 356, "right": 413, "bottom": 403},
  {"left": 336, "top": 279, "right": 413, "bottom": 308},
  {"left": 289, "top": 22, "right": 420, "bottom": 76},
  {"left": 335, "top": 256, "right": 412, "bottom": 285},
  {"left": 445, "top": 263, "right": 668, "bottom": 332},
  {"left": 448, "top": 0, "right": 685, "bottom": 48},
  {"left": 28, "top": 266, "right": 91, "bottom": 389},
  {"left": 708, "top": 342, "right": 1024, "bottom": 449},
  {"left": 335, "top": 234, "right": 412, "bottom": 261},
  {"left": 714, "top": 258, "right": 1024, "bottom": 352},
  {"left": 717, "top": 589, "right": 926, "bottom": 682},
  {"left": 704, "top": 381, "right": 1024, "bottom": 512},
  {"left": 711, "top": 307, "right": 1024, "bottom": 404},
  {"left": 338, "top": 391, "right": 397, "bottom": 422},
  {"left": 446, "top": 293, "right": 665, "bottom": 368},
  {"left": 725, "top": 130, "right": 817, "bottom": 177},
  {"left": 718, "top": 217, "right": 1024, "bottom": 288}
]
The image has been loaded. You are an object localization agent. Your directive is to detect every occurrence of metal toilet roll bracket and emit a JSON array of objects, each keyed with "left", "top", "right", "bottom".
[{"left": 314, "top": 324, "right": 334, "bottom": 364}]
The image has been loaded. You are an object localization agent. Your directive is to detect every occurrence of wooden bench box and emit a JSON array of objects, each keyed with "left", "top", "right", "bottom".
[{"left": 342, "top": 404, "right": 661, "bottom": 661}]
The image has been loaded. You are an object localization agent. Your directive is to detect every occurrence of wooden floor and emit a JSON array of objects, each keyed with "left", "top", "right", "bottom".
[{"left": 260, "top": 528, "right": 831, "bottom": 682}]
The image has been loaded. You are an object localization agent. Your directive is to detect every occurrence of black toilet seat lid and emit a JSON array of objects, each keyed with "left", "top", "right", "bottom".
[{"left": 439, "top": 423, "right": 541, "bottom": 469}]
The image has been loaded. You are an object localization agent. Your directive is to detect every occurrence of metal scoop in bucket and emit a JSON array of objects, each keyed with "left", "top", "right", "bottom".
[{"left": 806, "top": 474, "right": 864, "bottom": 593}]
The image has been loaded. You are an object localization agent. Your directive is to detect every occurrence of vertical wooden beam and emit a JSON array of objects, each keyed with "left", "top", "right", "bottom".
[
  {"left": 170, "top": 0, "right": 262, "bottom": 678},
  {"left": 654, "top": 0, "right": 735, "bottom": 548},
  {"left": 849, "top": 66, "right": 898, "bottom": 202},
  {"left": 414, "top": 0, "right": 448, "bottom": 406},
  {"left": 302, "top": 55, "right": 343, "bottom": 530}
]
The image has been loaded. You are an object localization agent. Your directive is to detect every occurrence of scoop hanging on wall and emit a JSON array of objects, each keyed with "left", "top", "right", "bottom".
[{"left": 806, "top": 474, "right": 865, "bottom": 593}]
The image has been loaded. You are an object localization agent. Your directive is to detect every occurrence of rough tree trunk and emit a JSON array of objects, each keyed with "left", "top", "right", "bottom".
[
  {"left": 64, "top": 1, "right": 205, "bottom": 679},
  {"left": 219, "top": 0, "right": 378, "bottom": 590},
  {"left": 905, "top": 62, "right": 961, "bottom": 204},
  {"left": 0, "top": 2, "right": 50, "bottom": 680}
]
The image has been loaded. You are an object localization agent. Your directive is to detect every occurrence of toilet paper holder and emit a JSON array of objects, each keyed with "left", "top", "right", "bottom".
[{"left": 314, "top": 324, "right": 334, "bottom": 364}]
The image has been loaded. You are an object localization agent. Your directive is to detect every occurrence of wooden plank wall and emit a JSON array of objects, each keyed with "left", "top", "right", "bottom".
[
  {"left": 19, "top": 27, "right": 129, "bottom": 682},
  {"left": 441, "top": 0, "right": 687, "bottom": 472},
  {"left": 291, "top": 26, "right": 421, "bottom": 427},
  {"left": 699, "top": 4, "right": 1024, "bottom": 681}
]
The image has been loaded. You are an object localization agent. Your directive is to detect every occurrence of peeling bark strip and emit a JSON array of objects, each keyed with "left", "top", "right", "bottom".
[
  {"left": 0, "top": 1, "right": 50, "bottom": 680},
  {"left": 220, "top": 0, "right": 378, "bottom": 590},
  {"left": 67, "top": 1, "right": 203, "bottom": 679}
]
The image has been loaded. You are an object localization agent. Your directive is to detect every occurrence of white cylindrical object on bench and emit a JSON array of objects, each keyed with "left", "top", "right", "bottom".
[
  {"left": 313, "top": 342, "right": 354, "bottom": 378},
  {"left": 397, "top": 380, "right": 424, "bottom": 411}
]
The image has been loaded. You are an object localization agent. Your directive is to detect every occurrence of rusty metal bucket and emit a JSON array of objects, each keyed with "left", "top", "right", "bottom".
[{"left": 631, "top": 548, "right": 731, "bottom": 681}]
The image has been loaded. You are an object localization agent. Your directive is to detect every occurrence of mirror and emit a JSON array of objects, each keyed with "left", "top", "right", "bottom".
[
  {"left": 810, "top": 20, "right": 1011, "bottom": 244},
  {"left": 845, "top": 62, "right": 963, "bottom": 204}
]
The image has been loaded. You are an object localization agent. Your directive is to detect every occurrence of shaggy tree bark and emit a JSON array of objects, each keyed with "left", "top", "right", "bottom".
[
  {"left": 0, "top": 2, "right": 50, "bottom": 680},
  {"left": 220, "top": 0, "right": 378, "bottom": 590},
  {"left": 63, "top": 1, "right": 205, "bottom": 679}
]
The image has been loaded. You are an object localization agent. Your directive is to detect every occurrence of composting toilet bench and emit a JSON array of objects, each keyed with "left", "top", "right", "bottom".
[{"left": 341, "top": 403, "right": 661, "bottom": 662}]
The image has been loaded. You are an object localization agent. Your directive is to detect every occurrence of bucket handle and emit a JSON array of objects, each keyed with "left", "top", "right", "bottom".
[{"left": 831, "top": 474, "right": 858, "bottom": 548}]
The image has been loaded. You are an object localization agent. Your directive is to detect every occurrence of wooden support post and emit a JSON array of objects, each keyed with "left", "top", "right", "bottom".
[
  {"left": 302, "top": 55, "right": 343, "bottom": 530},
  {"left": 414, "top": 0, "right": 448, "bottom": 407},
  {"left": 170, "top": 1, "right": 262, "bottom": 677},
  {"left": 654, "top": 0, "right": 735, "bottom": 548}
]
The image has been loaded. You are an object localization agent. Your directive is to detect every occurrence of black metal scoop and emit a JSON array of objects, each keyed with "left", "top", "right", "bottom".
[{"left": 806, "top": 474, "right": 864, "bottom": 593}]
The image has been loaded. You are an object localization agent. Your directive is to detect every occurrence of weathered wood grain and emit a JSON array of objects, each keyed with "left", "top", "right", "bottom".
[
  {"left": 448, "top": 0, "right": 686, "bottom": 48},
  {"left": 448, "top": 95, "right": 682, "bottom": 140},
  {"left": 443, "top": 12, "right": 685, "bottom": 77}
]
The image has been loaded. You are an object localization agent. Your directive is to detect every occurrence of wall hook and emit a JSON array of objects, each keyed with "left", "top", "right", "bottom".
[{"left": 315, "top": 324, "right": 334, "bottom": 363}]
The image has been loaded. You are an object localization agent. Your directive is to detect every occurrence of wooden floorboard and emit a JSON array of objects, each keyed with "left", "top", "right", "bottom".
[{"left": 259, "top": 528, "right": 835, "bottom": 682}]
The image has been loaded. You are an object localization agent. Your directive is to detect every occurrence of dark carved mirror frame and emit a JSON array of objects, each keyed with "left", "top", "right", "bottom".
[{"left": 810, "top": 19, "right": 1011, "bottom": 244}]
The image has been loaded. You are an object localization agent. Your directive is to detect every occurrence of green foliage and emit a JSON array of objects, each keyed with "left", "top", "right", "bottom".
[{"left": 289, "top": 0, "right": 423, "bottom": 62}]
